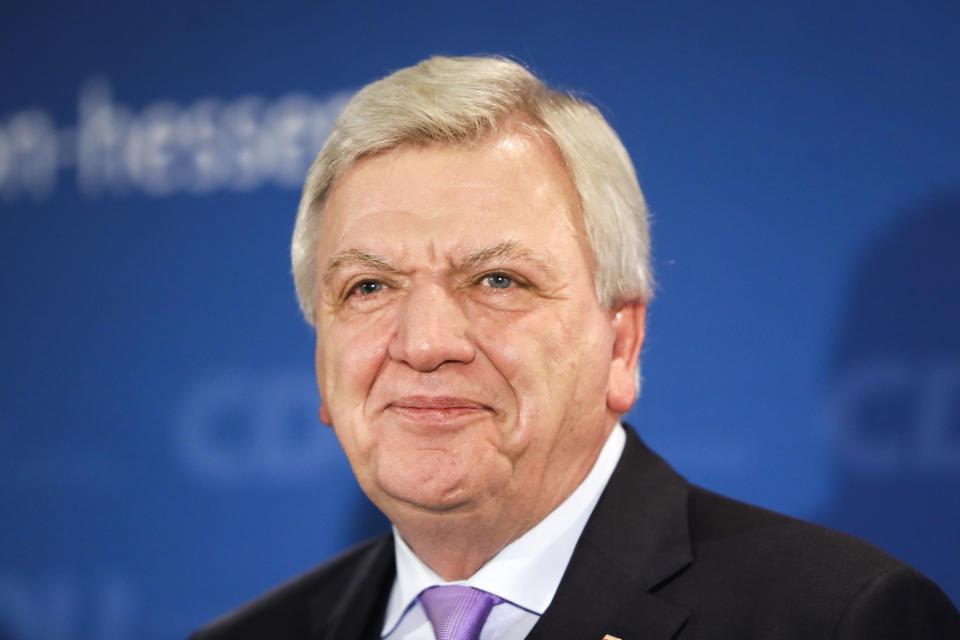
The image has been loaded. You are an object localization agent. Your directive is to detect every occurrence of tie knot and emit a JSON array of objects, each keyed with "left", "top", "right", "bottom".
[{"left": 418, "top": 585, "right": 503, "bottom": 640}]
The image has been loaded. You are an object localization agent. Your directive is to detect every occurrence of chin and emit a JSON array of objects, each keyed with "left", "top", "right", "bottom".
[
  {"left": 373, "top": 491, "right": 474, "bottom": 523},
  {"left": 372, "top": 466, "right": 492, "bottom": 518}
]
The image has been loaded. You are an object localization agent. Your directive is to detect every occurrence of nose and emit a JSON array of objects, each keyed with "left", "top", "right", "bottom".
[{"left": 388, "top": 282, "right": 476, "bottom": 371}]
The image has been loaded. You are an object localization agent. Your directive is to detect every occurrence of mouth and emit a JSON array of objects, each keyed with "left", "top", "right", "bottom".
[{"left": 386, "top": 395, "right": 493, "bottom": 426}]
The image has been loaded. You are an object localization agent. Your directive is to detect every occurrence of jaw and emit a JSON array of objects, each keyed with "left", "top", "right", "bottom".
[
  {"left": 363, "top": 428, "right": 515, "bottom": 514},
  {"left": 384, "top": 479, "right": 535, "bottom": 582}
]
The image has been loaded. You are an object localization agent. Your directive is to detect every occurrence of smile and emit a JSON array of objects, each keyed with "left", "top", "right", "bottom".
[{"left": 386, "top": 396, "right": 493, "bottom": 427}]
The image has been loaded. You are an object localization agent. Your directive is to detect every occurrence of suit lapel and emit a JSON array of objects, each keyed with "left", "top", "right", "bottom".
[
  {"left": 308, "top": 534, "right": 396, "bottom": 640},
  {"left": 528, "top": 425, "right": 694, "bottom": 640}
]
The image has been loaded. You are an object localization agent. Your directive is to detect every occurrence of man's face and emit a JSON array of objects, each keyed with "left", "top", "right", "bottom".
[{"left": 313, "top": 130, "right": 644, "bottom": 542}]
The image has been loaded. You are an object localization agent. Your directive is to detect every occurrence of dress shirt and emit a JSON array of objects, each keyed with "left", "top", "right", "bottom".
[{"left": 382, "top": 423, "right": 626, "bottom": 640}]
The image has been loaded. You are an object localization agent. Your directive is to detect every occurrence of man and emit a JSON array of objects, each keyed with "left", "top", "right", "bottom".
[{"left": 190, "top": 56, "right": 960, "bottom": 639}]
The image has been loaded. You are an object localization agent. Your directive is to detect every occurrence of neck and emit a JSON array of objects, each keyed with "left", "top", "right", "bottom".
[
  {"left": 389, "top": 418, "right": 621, "bottom": 581},
  {"left": 395, "top": 438, "right": 613, "bottom": 579},
  {"left": 396, "top": 506, "right": 534, "bottom": 581}
]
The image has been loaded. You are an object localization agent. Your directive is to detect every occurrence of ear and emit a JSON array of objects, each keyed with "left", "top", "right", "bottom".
[
  {"left": 319, "top": 402, "right": 332, "bottom": 426},
  {"left": 606, "top": 302, "right": 647, "bottom": 414}
]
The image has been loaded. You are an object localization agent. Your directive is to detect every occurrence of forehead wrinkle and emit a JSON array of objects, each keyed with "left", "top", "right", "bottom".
[{"left": 323, "top": 249, "right": 399, "bottom": 288}]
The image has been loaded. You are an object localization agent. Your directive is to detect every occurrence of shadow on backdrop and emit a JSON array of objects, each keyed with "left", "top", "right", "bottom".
[{"left": 817, "top": 193, "right": 960, "bottom": 604}]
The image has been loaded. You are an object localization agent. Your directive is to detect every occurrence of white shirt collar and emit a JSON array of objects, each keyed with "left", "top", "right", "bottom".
[{"left": 382, "top": 423, "right": 626, "bottom": 635}]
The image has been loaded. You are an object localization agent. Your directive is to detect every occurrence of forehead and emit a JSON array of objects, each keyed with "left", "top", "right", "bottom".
[{"left": 317, "top": 131, "right": 585, "bottom": 258}]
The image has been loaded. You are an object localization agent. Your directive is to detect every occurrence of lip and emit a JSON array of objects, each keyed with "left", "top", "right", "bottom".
[
  {"left": 389, "top": 395, "right": 490, "bottom": 410},
  {"left": 385, "top": 395, "right": 493, "bottom": 427}
]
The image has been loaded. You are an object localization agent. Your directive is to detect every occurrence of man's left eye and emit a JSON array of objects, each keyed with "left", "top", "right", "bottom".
[
  {"left": 483, "top": 273, "right": 513, "bottom": 289},
  {"left": 348, "top": 280, "right": 384, "bottom": 297}
]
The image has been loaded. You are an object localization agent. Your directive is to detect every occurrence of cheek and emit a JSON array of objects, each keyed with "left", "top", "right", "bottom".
[
  {"left": 317, "top": 311, "right": 395, "bottom": 415},
  {"left": 469, "top": 310, "right": 568, "bottom": 435},
  {"left": 479, "top": 305, "right": 611, "bottom": 414}
]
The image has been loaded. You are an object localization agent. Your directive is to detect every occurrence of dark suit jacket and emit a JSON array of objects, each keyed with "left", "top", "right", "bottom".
[{"left": 190, "top": 426, "right": 960, "bottom": 639}]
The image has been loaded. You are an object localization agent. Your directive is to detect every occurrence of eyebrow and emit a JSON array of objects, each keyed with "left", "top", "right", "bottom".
[
  {"left": 462, "top": 240, "right": 556, "bottom": 277},
  {"left": 322, "top": 241, "right": 557, "bottom": 288},
  {"left": 322, "top": 249, "right": 400, "bottom": 288}
]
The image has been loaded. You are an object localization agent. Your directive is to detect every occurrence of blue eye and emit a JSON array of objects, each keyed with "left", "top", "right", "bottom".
[
  {"left": 484, "top": 273, "right": 512, "bottom": 289},
  {"left": 355, "top": 280, "right": 382, "bottom": 295}
]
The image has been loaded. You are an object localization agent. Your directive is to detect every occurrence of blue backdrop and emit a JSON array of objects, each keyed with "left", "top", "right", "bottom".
[{"left": 1, "top": 2, "right": 958, "bottom": 638}]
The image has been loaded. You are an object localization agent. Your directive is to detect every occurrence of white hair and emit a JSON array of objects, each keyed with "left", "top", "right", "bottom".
[{"left": 291, "top": 55, "right": 653, "bottom": 324}]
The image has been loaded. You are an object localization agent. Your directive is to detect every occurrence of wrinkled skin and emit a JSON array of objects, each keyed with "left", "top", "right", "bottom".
[{"left": 313, "top": 130, "right": 645, "bottom": 578}]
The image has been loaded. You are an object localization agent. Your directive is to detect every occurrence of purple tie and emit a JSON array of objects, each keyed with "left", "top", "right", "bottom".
[{"left": 418, "top": 585, "right": 503, "bottom": 640}]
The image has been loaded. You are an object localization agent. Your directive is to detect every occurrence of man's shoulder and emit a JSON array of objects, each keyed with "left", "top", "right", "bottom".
[
  {"left": 598, "top": 429, "right": 959, "bottom": 636},
  {"left": 188, "top": 534, "right": 393, "bottom": 640},
  {"left": 617, "top": 426, "right": 923, "bottom": 590},
  {"left": 668, "top": 485, "right": 959, "bottom": 636},
  {"left": 685, "top": 483, "right": 903, "bottom": 577}
]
